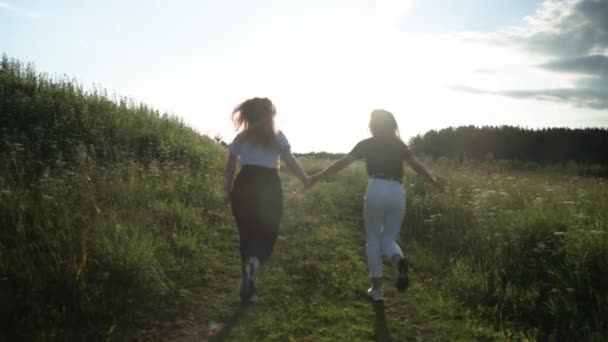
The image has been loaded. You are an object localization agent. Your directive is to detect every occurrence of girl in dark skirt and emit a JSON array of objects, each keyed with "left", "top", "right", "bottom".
[{"left": 224, "top": 97, "right": 309, "bottom": 304}]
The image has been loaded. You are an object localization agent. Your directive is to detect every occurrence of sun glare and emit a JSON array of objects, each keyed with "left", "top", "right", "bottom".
[{"left": 375, "top": 0, "right": 411, "bottom": 31}]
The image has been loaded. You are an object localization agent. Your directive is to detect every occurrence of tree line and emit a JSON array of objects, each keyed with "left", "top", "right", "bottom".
[{"left": 408, "top": 125, "right": 608, "bottom": 165}]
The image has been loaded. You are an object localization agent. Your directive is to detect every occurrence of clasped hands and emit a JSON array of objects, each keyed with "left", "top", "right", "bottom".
[{"left": 303, "top": 173, "right": 322, "bottom": 190}]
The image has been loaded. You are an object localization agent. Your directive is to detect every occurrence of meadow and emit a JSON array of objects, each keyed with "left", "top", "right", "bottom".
[
  {"left": 1, "top": 56, "right": 607, "bottom": 341},
  {"left": 398, "top": 158, "right": 608, "bottom": 340},
  {"left": 237, "top": 158, "right": 607, "bottom": 341}
]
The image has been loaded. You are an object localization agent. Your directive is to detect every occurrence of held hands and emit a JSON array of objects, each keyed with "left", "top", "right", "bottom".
[{"left": 304, "top": 173, "right": 322, "bottom": 189}]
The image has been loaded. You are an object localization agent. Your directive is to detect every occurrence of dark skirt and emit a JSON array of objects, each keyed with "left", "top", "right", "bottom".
[{"left": 230, "top": 165, "right": 283, "bottom": 265}]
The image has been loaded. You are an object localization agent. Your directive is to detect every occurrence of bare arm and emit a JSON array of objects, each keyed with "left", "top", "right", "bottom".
[
  {"left": 282, "top": 151, "right": 309, "bottom": 185},
  {"left": 311, "top": 154, "right": 357, "bottom": 184},
  {"left": 408, "top": 157, "right": 442, "bottom": 189},
  {"left": 224, "top": 154, "right": 237, "bottom": 203}
]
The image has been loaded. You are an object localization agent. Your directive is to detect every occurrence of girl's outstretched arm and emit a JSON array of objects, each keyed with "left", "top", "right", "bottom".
[
  {"left": 408, "top": 157, "right": 443, "bottom": 190},
  {"left": 282, "top": 152, "right": 309, "bottom": 185},
  {"left": 224, "top": 154, "right": 237, "bottom": 203},
  {"left": 310, "top": 154, "right": 357, "bottom": 186}
]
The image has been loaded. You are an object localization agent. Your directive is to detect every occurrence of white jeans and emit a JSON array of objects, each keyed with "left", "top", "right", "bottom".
[{"left": 364, "top": 178, "right": 406, "bottom": 278}]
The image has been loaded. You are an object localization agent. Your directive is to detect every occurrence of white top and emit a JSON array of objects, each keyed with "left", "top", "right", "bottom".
[{"left": 228, "top": 130, "right": 291, "bottom": 169}]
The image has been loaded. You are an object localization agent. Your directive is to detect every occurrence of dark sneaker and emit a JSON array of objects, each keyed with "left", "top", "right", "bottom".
[
  {"left": 248, "top": 287, "right": 258, "bottom": 303},
  {"left": 395, "top": 258, "right": 409, "bottom": 292}
]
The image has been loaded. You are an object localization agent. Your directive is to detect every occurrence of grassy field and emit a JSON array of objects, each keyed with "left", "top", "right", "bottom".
[
  {"left": 398, "top": 159, "right": 608, "bottom": 341},
  {"left": 174, "top": 162, "right": 513, "bottom": 342},
  {"left": 162, "top": 159, "right": 605, "bottom": 341},
  {"left": 2, "top": 56, "right": 607, "bottom": 341}
]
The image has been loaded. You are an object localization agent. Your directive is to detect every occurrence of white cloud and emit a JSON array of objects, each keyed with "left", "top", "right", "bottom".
[
  {"left": 505, "top": 0, "right": 608, "bottom": 56},
  {"left": 452, "top": 0, "right": 608, "bottom": 110}
]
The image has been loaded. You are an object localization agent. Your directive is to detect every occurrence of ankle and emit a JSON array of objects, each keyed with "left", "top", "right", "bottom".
[
  {"left": 371, "top": 277, "right": 383, "bottom": 290},
  {"left": 246, "top": 256, "right": 260, "bottom": 268}
]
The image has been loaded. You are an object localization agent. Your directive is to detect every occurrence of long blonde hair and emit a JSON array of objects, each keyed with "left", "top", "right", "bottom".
[{"left": 232, "top": 97, "right": 277, "bottom": 146}]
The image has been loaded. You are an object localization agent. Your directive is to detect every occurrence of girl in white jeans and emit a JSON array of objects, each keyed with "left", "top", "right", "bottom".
[{"left": 310, "top": 109, "right": 442, "bottom": 301}]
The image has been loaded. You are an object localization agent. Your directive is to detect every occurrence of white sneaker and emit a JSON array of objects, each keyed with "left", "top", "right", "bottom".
[{"left": 367, "top": 287, "right": 385, "bottom": 302}]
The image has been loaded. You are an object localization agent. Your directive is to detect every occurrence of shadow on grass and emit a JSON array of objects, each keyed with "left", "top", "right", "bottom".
[
  {"left": 373, "top": 301, "right": 393, "bottom": 342},
  {"left": 209, "top": 303, "right": 250, "bottom": 341}
]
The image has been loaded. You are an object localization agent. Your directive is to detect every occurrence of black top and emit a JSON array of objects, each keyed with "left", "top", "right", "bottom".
[{"left": 348, "top": 136, "right": 413, "bottom": 179}]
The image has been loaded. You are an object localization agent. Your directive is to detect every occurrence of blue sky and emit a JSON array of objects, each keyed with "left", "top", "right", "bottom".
[
  {"left": 2, "top": 0, "right": 607, "bottom": 152},
  {"left": 399, "top": 0, "right": 542, "bottom": 31}
]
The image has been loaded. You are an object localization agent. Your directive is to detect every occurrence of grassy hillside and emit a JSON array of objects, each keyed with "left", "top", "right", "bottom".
[{"left": 0, "top": 56, "right": 236, "bottom": 340}]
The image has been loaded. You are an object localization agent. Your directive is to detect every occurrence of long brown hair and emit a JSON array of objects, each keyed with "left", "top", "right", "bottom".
[
  {"left": 369, "top": 109, "right": 401, "bottom": 139},
  {"left": 232, "top": 97, "right": 277, "bottom": 146}
]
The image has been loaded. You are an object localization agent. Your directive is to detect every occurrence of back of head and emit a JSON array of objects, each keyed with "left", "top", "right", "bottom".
[
  {"left": 232, "top": 97, "right": 277, "bottom": 146},
  {"left": 369, "top": 109, "right": 400, "bottom": 140}
]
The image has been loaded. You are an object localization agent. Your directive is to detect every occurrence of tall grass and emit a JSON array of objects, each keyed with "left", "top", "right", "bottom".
[
  {"left": 0, "top": 56, "right": 234, "bottom": 340},
  {"left": 406, "top": 160, "right": 607, "bottom": 338},
  {"left": 303, "top": 158, "right": 608, "bottom": 340}
]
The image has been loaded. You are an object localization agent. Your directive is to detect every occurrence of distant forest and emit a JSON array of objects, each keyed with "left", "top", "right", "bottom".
[
  {"left": 296, "top": 126, "right": 608, "bottom": 165},
  {"left": 408, "top": 126, "right": 608, "bottom": 165}
]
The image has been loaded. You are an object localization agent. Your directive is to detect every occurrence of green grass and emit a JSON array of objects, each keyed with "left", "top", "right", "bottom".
[
  {"left": 0, "top": 56, "right": 237, "bottom": 341},
  {"left": 206, "top": 169, "right": 515, "bottom": 341},
  {"left": 192, "top": 160, "right": 606, "bottom": 341},
  {"left": 400, "top": 160, "right": 608, "bottom": 340}
]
